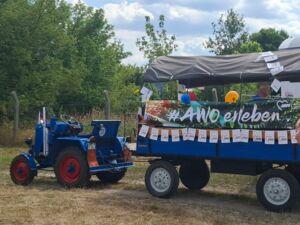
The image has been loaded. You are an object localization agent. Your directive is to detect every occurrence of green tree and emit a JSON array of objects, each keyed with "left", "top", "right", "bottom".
[
  {"left": 204, "top": 9, "right": 248, "bottom": 55},
  {"left": 250, "top": 28, "right": 288, "bottom": 51},
  {"left": 238, "top": 41, "right": 262, "bottom": 53},
  {"left": 110, "top": 65, "right": 143, "bottom": 114},
  {"left": 136, "top": 15, "right": 178, "bottom": 100},
  {"left": 0, "top": 0, "right": 131, "bottom": 121},
  {"left": 136, "top": 15, "right": 178, "bottom": 63}
]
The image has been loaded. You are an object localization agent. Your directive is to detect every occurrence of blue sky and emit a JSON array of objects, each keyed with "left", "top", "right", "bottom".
[{"left": 67, "top": 0, "right": 300, "bottom": 65}]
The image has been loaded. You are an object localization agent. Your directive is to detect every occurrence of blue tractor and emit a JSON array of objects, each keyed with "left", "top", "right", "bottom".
[{"left": 10, "top": 108, "right": 133, "bottom": 187}]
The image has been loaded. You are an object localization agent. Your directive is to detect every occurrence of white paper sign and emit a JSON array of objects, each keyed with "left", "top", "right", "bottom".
[
  {"left": 161, "top": 129, "right": 169, "bottom": 142},
  {"left": 240, "top": 129, "right": 249, "bottom": 143},
  {"left": 221, "top": 130, "right": 230, "bottom": 143},
  {"left": 140, "top": 86, "right": 153, "bottom": 102},
  {"left": 198, "top": 129, "right": 207, "bottom": 142},
  {"left": 139, "top": 125, "right": 149, "bottom": 137},
  {"left": 270, "top": 66, "right": 284, "bottom": 76},
  {"left": 150, "top": 128, "right": 159, "bottom": 140},
  {"left": 267, "top": 62, "right": 281, "bottom": 69},
  {"left": 277, "top": 130, "right": 288, "bottom": 144},
  {"left": 182, "top": 128, "right": 189, "bottom": 141},
  {"left": 271, "top": 79, "right": 281, "bottom": 93},
  {"left": 290, "top": 130, "right": 297, "bottom": 144},
  {"left": 252, "top": 130, "right": 262, "bottom": 142},
  {"left": 264, "top": 55, "right": 278, "bottom": 62},
  {"left": 265, "top": 131, "right": 275, "bottom": 144},
  {"left": 138, "top": 107, "right": 142, "bottom": 116},
  {"left": 232, "top": 129, "right": 241, "bottom": 142},
  {"left": 209, "top": 130, "right": 218, "bottom": 143},
  {"left": 171, "top": 129, "right": 180, "bottom": 142},
  {"left": 188, "top": 128, "right": 196, "bottom": 141},
  {"left": 262, "top": 51, "right": 273, "bottom": 57}
]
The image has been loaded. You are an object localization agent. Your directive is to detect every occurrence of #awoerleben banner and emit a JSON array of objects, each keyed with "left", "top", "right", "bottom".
[{"left": 144, "top": 99, "right": 300, "bottom": 130}]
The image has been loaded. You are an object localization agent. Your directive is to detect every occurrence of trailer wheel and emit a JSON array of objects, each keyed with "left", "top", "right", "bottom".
[
  {"left": 145, "top": 160, "right": 179, "bottom": 198},
  {"left": 256, "top": 169, "right": 299, "bottom": 212},
  {"left": 286, "top": 165, "right": 300, "bottom": 183},
  {"left": 96, "top": 169, "right": 126, "bottom": 183},
  {"left": 54, "top": 147, "right": 89, "bottom": 188},
  {"left": 179, "top": 160, "right": 210, "bottom": 190},
  {"left": 10, "top": 155, "right": 35, "bottom": 185}
]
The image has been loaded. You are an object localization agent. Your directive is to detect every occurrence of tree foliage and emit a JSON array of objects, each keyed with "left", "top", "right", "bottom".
[
  {"left": 250, "top": 28, "right": 289, "bottom": 51},
  {"left": 204, "top": 9, "right": 248, "bottom": 55},
  {"left": 136, "top": 15, "right": 178, "bottom": 100},
  {"left": 0, "top": 0, "right": 131, "bottom": 121},
  {"left": 136, "top": 15, "right": 178, "bottom": 63},
  {"left": 238, "top": 41, "right": 262, "bottom": 53}
]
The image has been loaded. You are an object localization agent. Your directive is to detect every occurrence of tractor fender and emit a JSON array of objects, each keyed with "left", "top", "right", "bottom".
[
  {"left": 20, "top": 152, "right": 37, "bottom": 173},
  {"left": 55, "top": 137, "right": 89, "bottom": 154}
]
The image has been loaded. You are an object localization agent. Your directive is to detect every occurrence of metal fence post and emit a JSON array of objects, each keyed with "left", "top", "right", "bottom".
[
  {"left": 103, "top": 90, "right": 111, "bottom": 119},
  {"left": 11, "top": 91, "right": 19, "bottom": 141}
]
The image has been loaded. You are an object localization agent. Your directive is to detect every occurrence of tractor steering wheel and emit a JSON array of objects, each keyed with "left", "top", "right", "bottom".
[{"left": 60, "top": 115, "right": 81, "bottom": 129}]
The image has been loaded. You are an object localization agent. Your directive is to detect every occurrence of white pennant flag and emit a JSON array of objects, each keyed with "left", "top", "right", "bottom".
[
  {"left": 140, "top": 86, "right": 153, "bottom": 102},
  {"left": 150, "top": 128, "right": 159, "bottom": 140},
  {"left": 240, "top": 129, "right": 249, "bottom": 143},
  {"left": 252, "top": 130, "right": 262, "bottom": 142},
  {"left": 139, "top": 125, "right": 149, "bottom": 137},
  {"left": 171, "top": 129, "right": 180, "bottom": 142},
  {"left": 188, "top": 128, "right": 196, "bottom": 141},
  {"left": 277, "top": 130, "right": 288, "bottom": 145},
  {"left": 198, "top": 129, "right": 207, "bottom": 142},
  {"left": 290, "top": 130, "right": 297, "bottom": 144},
  {"left": 209, "top": 130, "right": 218, "bottom": 143},
  {"left": 232, "top": 129, "right": 241, "bottom": 142},
  {"left": 182, "top": 128, "right": 189, "bottom": 141},
  {"left": 265, "top": 131, "right": 275, "bottom": 144},
  {"left": 221, "top": 130, "right": 230, "bottom": 143},
  {"left": 161, "top": 129, "right": 169, "bottom": 142}
]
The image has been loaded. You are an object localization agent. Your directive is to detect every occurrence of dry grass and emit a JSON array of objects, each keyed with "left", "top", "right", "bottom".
[{"left": 2, "top": 148, "right": 300, "bottom": 225}]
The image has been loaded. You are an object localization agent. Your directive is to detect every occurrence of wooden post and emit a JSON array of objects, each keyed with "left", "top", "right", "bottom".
[
  {"left": 11, "top": 91, "right": 19, "bottom": 141},
  {"left": 103, "top": 90, "right": 111, "bottom": 119}
]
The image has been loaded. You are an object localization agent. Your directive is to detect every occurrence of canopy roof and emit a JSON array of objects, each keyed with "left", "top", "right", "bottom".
[{"left": 143, "top": 48, "right": 300, "bottom": 87}]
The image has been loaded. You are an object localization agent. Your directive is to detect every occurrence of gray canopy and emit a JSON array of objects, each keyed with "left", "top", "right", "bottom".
[{"left": 143, "top": 48, "right": 300, "bottom": 87}]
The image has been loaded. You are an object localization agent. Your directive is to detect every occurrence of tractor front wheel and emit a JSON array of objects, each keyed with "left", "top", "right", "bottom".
[
  {"left": 54, "top": 147, "right": 89, "bottom": 188},
  {"left": 96, "top": 169, "right": 126, "bottom": 183},
  {"left": 10, "top": 155, "right": 35, "bottom": 185}
]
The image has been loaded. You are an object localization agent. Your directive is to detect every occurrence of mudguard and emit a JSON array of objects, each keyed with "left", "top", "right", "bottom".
[{"left": 20, "top": 152, "right": 37, "bottom": 174}]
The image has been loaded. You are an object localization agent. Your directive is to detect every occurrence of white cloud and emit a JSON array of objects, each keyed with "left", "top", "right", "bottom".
[
  {"left": 168, "top": 6, "right": 210, "bottom": 24},
  {"left": 103, "top": 1, "right": 153, "bottom": 23},
  {"left": 91, "top": 0, "right": 300, "bottom": 65},
  {"left": 65, "top": 0, "right": 85, "bottom": 5},
  {"left": 114, "top": 29, "right": 148, "bottom": 65}
]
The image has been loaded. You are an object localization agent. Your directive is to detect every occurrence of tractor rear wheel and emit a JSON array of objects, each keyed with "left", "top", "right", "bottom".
[
  {"left": 179, "top": 160, "right": 210, "bottom": 190},
  {"left": 96, "top": 169, "right": 126, "bottom": 183},
  {"left": 10, "top": 155, "right": 35, "bottom": 185},
  {"left": 54, "top": 147, "right": 89, "bottom": 188}
]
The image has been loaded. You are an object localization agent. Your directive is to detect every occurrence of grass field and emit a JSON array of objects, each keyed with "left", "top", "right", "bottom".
[{"left": 1, "top": 147, "right": 300, "bottom": 225}]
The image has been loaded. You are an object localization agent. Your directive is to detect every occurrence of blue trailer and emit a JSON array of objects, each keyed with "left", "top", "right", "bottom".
[
  {"left": 136, "top": 49, "right": 300, "bottom": 212},
  {"left": 10, "top": 109, "right": 133, "bottom": 188}
]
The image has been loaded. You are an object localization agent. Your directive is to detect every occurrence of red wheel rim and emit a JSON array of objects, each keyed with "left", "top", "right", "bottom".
[
  {"left": 12, "top": 161, "right": 29, "bottom": 182},
  {"left": 59, "top": 156, "right": 81, "bottom": 184}
]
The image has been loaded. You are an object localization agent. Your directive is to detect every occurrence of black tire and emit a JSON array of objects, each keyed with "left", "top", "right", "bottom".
[
  {"left": 256, "top": 169, "right": 299, "bottom": 212},
  {"left": 145, "top": 160, "right": 179, "bottom": 198},
  {"left": 96, "top": 169, "right": 126, "bottom": 183},
  {"left": 10, "top": 155, "right": 35, "bottom": 185},
  {"left": 54, "top": 147, "right": 89, "bottom": 188},
  {"left": 286, "top": 165, "right": 300, "bottom": 183},
  {"left": 179, "top": 160, "right": 210, "bottom": 190}
]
